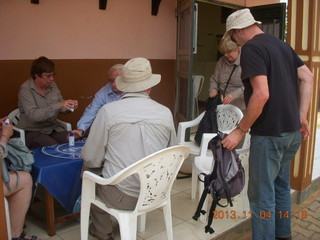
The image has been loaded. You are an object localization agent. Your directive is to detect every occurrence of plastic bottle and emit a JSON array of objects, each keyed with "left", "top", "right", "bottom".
[
  {"left": 4, "top": 119, "right": 10, "bottom": 125},
  {"left": 69, "top": 131, "right": 75, "bottom": 146}
]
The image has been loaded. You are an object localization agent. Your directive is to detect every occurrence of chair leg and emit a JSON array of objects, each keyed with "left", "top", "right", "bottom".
[
  {"left": 118, "top": 214, "right": 137, "bottom": 240},
  {"left": 191, "top": 164, "right": 198, "bottom": 199},
  {"left": 241, "top": 164, "right": 250, "bottom": 213},
  {"left": 5, "top": 198, "right": 11, "bottom": 239},
  {"left": 137, "top": 213, "right": 146, "bottom": 232},
  {"left": 80, "top": 199, "right": 91, "bottom": 240},
  {"left": 163, "top": 203, "right": 174, "bottom": 240}
]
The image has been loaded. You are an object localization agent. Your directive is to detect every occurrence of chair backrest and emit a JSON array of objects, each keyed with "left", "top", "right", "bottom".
[
  {"left": 216, "top": 104, "right": 243, "bottom": 132},
  {"left": 133, "top": 146, "right": 190, "bottom": 213},
  {"left": 91, "top": 146, "right": 191, "bottom": 214},
  {"left": 8, "top": 109, "right": 20, "bottom": 126}
]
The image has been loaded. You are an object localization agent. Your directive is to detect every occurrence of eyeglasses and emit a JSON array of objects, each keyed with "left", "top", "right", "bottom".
[
  {"left": 230, "top": 30, "right": 237, "bottom": 43},
  {"left": 42, "top": 72, "right": 56, "bottom": 78}
]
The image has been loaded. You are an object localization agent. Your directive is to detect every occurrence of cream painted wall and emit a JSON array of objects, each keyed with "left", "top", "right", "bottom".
[{"left": 0, "top": 0, "right": 176, "bottom": 60}]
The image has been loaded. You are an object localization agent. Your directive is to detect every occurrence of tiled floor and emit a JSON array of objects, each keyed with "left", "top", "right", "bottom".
[
  {"left": 24, "top": 129, "right": 320, "bottom": 240},
  {"left": 24, "top": 154, "right": 250, "bottom": 240}
]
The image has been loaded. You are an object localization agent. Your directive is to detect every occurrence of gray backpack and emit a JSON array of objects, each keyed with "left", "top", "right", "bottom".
[{"left": 193, "top": 132, "right": 245, "bottom": 234}]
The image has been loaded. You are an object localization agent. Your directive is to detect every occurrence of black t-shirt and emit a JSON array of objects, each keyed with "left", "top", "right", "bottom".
[{"left": 241, "top": 33, "right": 304, "bottom": 136}]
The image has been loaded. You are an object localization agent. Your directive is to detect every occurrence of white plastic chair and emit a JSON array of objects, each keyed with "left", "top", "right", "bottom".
[
  {"left": 176, "top": 104, "right": 244, "bottom": 199},
  {"left": 8, "top": 109, "right": 72, "bottom": 145},
  {"left": 192, "top": 75, "right": 204, "bottom": 118},
  {"left": 193, "top": 132, "right": 250, "bottom": 222},
  {"left": 80, "top": 145, "right": 191, "bottom": 240}
]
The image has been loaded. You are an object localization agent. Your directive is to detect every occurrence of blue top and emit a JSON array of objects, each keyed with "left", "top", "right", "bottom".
[{"left": 77, "top": 83, "right": 124, "bottom": 133}]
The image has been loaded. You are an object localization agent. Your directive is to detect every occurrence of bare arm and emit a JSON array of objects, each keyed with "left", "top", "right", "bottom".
[
  {"left": 222, "top": 75, "right": 269, "bottom": 150},
  {"left": 297, "top": 65, "right": 314, "bottom": 140}
]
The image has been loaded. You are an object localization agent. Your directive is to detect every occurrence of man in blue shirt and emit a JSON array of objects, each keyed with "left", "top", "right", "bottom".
[{"left": 73, "top": 64, "right": 124, "bottom": 137}]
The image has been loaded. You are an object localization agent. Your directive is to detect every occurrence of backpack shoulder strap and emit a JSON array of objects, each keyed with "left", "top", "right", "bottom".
[
  {"left": 192, "top": 177, "right": 210, "bottom": 221},
  {"left": 204, "top": 196, "right": 218, "bottom": 234}
]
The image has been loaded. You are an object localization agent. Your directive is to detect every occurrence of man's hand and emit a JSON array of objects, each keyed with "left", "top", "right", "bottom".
[
  {"left": 60, "top": 99, "right": 78, "bottom": 111},
  {"left": 300, "top": 117, "right": 310, "bottom": 140},
  {"left": 221, "top": 128, "right": 245, "bottom": 150},
  {"left": 72, "top": 129, "right": 83, "bottom": 139}
]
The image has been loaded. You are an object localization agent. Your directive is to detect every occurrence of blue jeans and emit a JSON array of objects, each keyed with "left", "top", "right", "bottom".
[{"left": 248, "top": 131, "right": 302, "bottom": 240}]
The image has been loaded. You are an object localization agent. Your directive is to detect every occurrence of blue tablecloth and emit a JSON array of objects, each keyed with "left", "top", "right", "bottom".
[{"left": 31, "top": 141, "right": 85, "bottom": 212}]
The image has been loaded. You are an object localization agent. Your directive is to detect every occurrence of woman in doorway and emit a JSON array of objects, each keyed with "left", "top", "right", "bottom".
[{"left": 209, "top": 37, "right": 245, "bottom": 112}]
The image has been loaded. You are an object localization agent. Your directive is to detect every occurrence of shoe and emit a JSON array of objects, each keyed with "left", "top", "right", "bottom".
[
  {"left": 89, "top": 223, "right": 113, "bottom": 240},
  {"left": 276, "top": 237, "right": 292, "bottom": 240},
  {"left": 12, "top": 231, "right": 39, "bottom": 240}
]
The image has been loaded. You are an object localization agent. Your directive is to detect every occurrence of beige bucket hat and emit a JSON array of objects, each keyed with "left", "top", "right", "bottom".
[
  {"left": 116, "top": 57, "right": 161, "bottom": 92},
  {"left": 223, "top": 8, "right": 261, "bottom": 39}
]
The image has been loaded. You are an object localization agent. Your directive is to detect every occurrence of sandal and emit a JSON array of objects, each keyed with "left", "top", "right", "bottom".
[{"left": 12, "top": 231, "right": 39, "bottom": 240}]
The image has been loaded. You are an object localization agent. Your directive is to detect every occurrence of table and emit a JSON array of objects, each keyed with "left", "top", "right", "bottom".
[{"left": 30, "top": 141, "right": 85, "bottom": 236}]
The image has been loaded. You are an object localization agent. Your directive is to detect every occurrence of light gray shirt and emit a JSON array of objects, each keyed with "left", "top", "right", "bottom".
[
  {"left": 81, "top": 92, "right": 177, "bottom": 197},
  {"left": 17, "top": 78, "right": 69, "bottom": 134},
  {"left": 209, "top": 54, "right": 245, "bottom": 111}
]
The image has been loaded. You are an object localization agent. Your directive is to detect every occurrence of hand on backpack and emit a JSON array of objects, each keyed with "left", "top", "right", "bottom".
[{"left": 221, "top": 129, "right": 244, "bottom": 150}]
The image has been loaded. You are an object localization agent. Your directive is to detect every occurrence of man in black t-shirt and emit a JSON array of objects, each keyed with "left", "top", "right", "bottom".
[{"left": 221, "top": 9, "right": 314, "bottom": 240}]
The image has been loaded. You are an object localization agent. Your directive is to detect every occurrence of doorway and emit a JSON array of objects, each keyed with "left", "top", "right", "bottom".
[
  {"left": 175, "top": 0, "right": 286, "bottom": 123},
  {"left": 193, "top": 3, "right": 235, "bottom": 114}
]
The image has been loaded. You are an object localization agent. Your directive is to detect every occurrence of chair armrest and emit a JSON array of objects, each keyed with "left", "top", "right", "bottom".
[
  {"left": 235, "top": 132, "right": 250, "bottom": 154},
  {"left": 199, "top": 133, "right": 217, "bottom": 157},
  {"left": 57, "top": 119, "right": 72, "bottom": 131},
  {"left": 83, "top": 170, "right": 130, "bottom": 186},
  {"left": 83, "top": 171, "right": 109, "bottom": 185},
  {"left": 177, "top": 111, "right": 205, "bottom": 144},
  {"left": 12, "top": 126, "right": 26, "bottom": 145},
  {"left": 235, "top": 147, "right": 249, "bottom": 154}
]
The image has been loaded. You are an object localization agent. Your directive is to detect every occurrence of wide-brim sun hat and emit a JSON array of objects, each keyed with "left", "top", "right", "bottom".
[
  {"left": 116, "top": 57, "right": 161, "bottom": 92},
  {"left": 222, "top": 8, "right": 261, "bottom": 39}
]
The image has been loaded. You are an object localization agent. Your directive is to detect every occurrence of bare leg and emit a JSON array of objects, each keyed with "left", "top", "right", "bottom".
[{"left": 4, "top": 171, "right": 33, "bottom": 238}]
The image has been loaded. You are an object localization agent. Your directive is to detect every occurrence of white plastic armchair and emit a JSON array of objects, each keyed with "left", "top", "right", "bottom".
[
  {"left": 8, "top": 109, "right": 72, "bottom": 145},
  {"left": 80, "top": 145, "right": 191, "bottom": 240},
  {"left": 177, "top": 104, "right": 243, "bottom": 156},
  {"left": 177, "top": 104, "right": 244, "bottom": 199}
]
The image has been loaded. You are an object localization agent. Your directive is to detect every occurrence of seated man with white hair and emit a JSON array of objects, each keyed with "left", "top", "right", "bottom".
[
  {"left": 72, "top": 64, "right": 125, "bottom": 138},
  {"left": 81, "top": 57, "right": 177, "bottom": 240}
]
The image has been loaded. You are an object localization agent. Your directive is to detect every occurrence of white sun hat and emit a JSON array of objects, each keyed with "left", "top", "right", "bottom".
[
  {"left": 116, "top": 57, "right": 161, "bottom": 92},
  {"left": 223, "top": 8, "right": 261, "bottom": 39}
]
